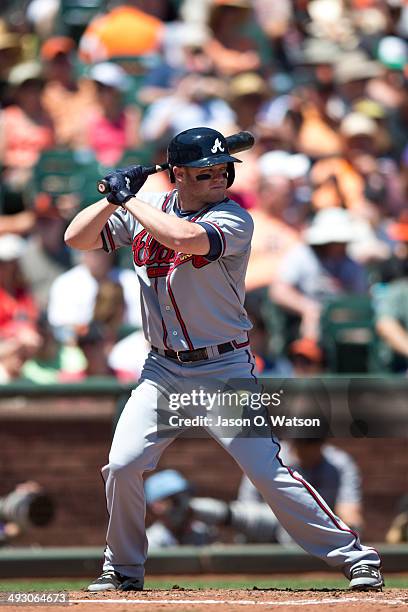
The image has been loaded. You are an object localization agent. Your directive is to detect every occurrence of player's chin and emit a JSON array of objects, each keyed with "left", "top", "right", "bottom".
[{"left": 206, "top": 186, "right": 227, "bottom": 202}]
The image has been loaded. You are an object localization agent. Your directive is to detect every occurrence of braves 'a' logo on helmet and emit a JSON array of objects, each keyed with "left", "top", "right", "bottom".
[{"left": 211, "top": 138, "right": 225, "bottom": 154}]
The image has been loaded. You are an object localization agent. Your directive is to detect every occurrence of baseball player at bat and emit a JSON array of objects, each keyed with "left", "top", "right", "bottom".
[{"left": 64, "top": 127, "right": 383, "bottom": 593}]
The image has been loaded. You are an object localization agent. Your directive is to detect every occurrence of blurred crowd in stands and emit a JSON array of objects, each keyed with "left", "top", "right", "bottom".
[{"left": 0, "top": 0, "right": 407, "bottom": 383}]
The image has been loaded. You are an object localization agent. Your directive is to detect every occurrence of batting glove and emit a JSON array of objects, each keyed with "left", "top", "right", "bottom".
[{"left": 105, "top": 165, "right": 148, "bottom": 206}]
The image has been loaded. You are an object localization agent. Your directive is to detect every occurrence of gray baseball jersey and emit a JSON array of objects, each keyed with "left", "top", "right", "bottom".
[{"left": 101, "top": 190, "right": 253, "bottom": 350}]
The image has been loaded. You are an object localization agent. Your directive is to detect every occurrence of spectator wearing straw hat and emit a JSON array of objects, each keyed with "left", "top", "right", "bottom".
[
  {"left": 205, "top": 0, "right": 262, "bottom": 77},
  {"left": 0, "top": 23, "right": 21, "bottom": 103},
  {"left": 270, "top": 208, "right": 367, "bottom": 340}
]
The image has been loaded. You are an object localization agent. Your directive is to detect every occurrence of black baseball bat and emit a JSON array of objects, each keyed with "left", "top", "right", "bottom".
[{"left": 96, "top": 131, "right": 255, "bottom": 195}]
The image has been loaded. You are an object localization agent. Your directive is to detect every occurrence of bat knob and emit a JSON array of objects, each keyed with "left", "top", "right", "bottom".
[{"left": 97, "top": 179, "right": 110, "bottom": 194}]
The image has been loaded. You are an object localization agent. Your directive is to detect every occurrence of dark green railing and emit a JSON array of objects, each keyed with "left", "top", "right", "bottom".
[{"left": 0, "top": 378, "right": 134, "bottom": 398}]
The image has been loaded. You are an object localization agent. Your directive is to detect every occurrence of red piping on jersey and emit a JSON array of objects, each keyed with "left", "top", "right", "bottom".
[
  {"left": 160, "top": 199, "right": 205, "bottom": 351},
  {"left": 148, "top": 192, "right": 221, "bottom": 351},
  {"left": 167, "top": 280, "right": 194, "bottom": 350},
  {"left": 162, "top": 191, "right": 175, "bottom": 211},
  {"left": 163, "top": 247, "right": 214, "bottom": 349},
  {"left": 161, "top": 317, "right": 169, "bottom": 349},
  {"left": 191, "top": 207, "right": 211, "bottom": 222},
  {"left": 154, "top": 277, "right": 169, "bottom": 349},
  {"left": 105, "top": 221, "right": 115, "bottom": 251},
  {"left": 176, "top": 199, "right": 216, "bottom": 222},
  {"left": 166, "top": 276, "right": 194, "bottom": 350}
]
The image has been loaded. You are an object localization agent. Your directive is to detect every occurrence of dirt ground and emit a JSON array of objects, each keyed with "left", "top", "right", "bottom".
[
  {"left": 77, "top": 587, "right": 408, "bottom": 609},
  {"left": 4, "top": 588, "right": 407, "bottom": 612},
  {"left": 2, "top": 573, "right": 407, "bottom": 611}
]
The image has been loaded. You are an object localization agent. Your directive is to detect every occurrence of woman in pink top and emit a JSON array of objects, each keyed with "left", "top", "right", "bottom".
[
  {"left": 0, "top": 62, "right": 54, "bottom": 194},
  {"left": 86, "top": 62, "right": 140, "bottom": 166}
]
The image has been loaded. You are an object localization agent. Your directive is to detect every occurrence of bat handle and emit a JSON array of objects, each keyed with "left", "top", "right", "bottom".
[{"left": 96, "top": 163, "right": 170, "bottom": 195}]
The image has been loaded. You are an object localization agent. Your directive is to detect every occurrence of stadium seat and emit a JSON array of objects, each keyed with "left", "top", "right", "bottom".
[
  {"left": 117, "top": 145, "right": 156, "bottom": 169},
  {"left": 58, "top": 0, "right": 105, "bottom": 41},
  {"left": 77, "top": 156, "right": 109, "bottom": 210},
  {"left": 31, "top": 148, "right": 109, "bottom": 212},
  {"left": 31, "top": 148, "right": 84, "bottom": 200},
  {"left": 245, "top": 288, "right": 291, "bottom": 358},
  {"left": 319, "top": 294, "right": 382, "bottom": 373},
  {"left": 77, "top": 146, "right": 157, "bottom": 212}
]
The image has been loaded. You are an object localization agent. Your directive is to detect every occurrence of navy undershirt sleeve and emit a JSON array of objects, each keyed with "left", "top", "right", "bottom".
[{"left": 196, "top": 221, "right": 223, "bottom": 261}]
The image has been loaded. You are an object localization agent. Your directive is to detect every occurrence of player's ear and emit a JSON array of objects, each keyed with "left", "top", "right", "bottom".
[{"left": 173, "top": 166, "right": 186, "bottom": 183}]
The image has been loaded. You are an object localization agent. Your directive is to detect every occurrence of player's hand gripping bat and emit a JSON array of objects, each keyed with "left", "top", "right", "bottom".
[{"left": 96, "top": 131, "right": 255, "bottom": 195}]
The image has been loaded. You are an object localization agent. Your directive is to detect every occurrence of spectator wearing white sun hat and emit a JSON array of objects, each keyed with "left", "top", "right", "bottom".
[{"left": 269, "top": 208, "right": 368, "bottom": 340}]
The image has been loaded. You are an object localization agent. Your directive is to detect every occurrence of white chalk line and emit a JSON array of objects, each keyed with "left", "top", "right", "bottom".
[{"left": 73, "top": 596, "right": 406, "bottom": 606}]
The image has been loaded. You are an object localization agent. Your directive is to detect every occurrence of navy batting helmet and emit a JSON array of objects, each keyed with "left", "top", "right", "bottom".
[{"left": 167, "top": 127, "right": 241, "bottom": 187}]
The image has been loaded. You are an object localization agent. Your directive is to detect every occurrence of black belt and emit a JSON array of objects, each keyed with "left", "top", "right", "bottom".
[{"left": 152, "top": 342, "right": 234, "bottom": 363}]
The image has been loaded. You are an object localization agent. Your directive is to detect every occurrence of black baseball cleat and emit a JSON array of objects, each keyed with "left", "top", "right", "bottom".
[
  {"left": 349, "top": 564, "right": 384, "bottom": 591},
  {"left": 87, "top": 570, "right": 144, "bottom": 592}
]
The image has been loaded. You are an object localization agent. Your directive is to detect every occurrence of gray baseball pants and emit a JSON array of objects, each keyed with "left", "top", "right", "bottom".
[{"left": 102, "top": 349, "right": 380, "bottom": 579}]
